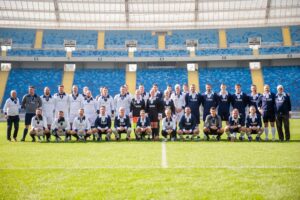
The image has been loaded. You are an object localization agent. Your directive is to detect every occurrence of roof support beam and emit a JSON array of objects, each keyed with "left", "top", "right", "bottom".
[
  {"left": 125, "top": 0, "right": 129, "bottom": 23},
  {"left": 265, "top": 0, "right": 272, "bottom": 21},
  {"left": 194, "top": 0, "right": 199, "bottom": 22},
  {"left": 53, "top": 0, "right": 60, "bottom": 22}
]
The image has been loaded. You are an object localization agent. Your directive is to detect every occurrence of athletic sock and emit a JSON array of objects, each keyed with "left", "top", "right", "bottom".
[
  {"left": 271, "top": 127, "right": 276, "bottom": 140},
  {"left": 264, "top": 128, "right": 269, "bottom": 139}
]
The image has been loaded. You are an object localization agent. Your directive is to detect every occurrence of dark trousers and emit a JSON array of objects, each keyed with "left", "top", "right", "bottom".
[
  {"left": 7, "top": 115, "right": 19, "bottom": 140},
  {"left": 276, "top": 113, "right": 290, "bottom": 141}
]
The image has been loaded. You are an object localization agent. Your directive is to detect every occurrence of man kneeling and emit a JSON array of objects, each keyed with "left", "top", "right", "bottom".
[
  {"left": 93, "top": 106, "right": 112, "bottom": 141},
  {"left": 30, "top": 108, "right": 50, "bottom": 142},
  {"left": 135, "top": 110, "right": 152, "bottom": 141},
  {"left": 178, "top": 107, "right": 199, "bottom": 140},
  {"left": 71, "top": 108, "right": 92, "bottom": 141},
  {"left": 51, "top": 111, "right": 71, "bottom": 142},
  {"left": 246, "top": 106, "right": 264, "bottom": 141},
  {"left": 203, "top": 107, "right": 224, "bottom": 141},
  {"left": 161, "top": 108, "right": 176, "bottom": 142},
  {"left": 225, "top": 109, "right": 246, "bottom": 142},
  {"left": 113, "top": 107, "right": 132, "bottom": 141}
]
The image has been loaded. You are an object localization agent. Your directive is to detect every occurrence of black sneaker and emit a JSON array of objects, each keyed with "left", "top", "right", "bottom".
[
  {"left": 97, "top": 137, "right": 101, "bottom": 142},
  {"left": 216, "top": 135, "right": 221, "bottom": 141},
  {"left": 7, "top": 138, "right": 11, "bottom": 142},
  {"left": 227, "top": 136, "right": 231, "bottom": 141},
  {"left": 13, "top": 138, "right": 17, "bottom": 142},
  {"left": 32, "top": 138, "right": 36, "bottom": 142},
  {"left": 255, "top": 136, "right": 260, "bottom": 142},
  {"left": 126, "top": 137, "right": 130, "bottom": 141},
  {"left": 21, "top": 138, "right": 25, "bottom": 142}
]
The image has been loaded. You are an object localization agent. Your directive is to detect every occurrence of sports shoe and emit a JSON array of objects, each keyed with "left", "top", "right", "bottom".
[
  {"left": 216, "top": 135, "right": 221, "bottom": 141},
  {"left": 248, "top": 136, "right": 252, "bottom": 142},
  {"left": 256, "top": 136, "right": 261, "bottom": 142}
]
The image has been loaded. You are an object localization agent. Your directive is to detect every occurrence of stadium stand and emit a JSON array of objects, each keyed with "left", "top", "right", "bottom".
[
  {"left": 73, "top": 68, "right": 125, "bottom": 97},
  {"left": 259, "top": 46, "right": 300, "bottom": 55},
  {"left": 262, "top": 66, "right": 300, "bottom": 111},
  {"left": 226, "top": 27, "right": 283, "bottom": 47},
  {"left": 198, "top": 67, "right": 253, "bottom": 93},
  {"left": 136, "top": 68, "right": 188, "bottom": 92},
  {"left": 105, "top": 30, "right": 157, "bottom": 49},
  {"left": 43, "top": 30, "right": 98, "bottom": 49},
  {"left": 1, "top": 68, "right": 63, "bottom": 107},
  {"left": 195, "top": 48, "right": 252, "bottom": 56},
  {"left": 0, "top": 28, "right": 35, "bottom": 48},
  {"left": 134, "top": 50, "right": 189, "bottom": 57},
  {"left": 7, "top": 49, "right": 66, "bottom": 57},
  {"left": 72, "top": 50, "right": 128, "bottom": 57},
  {"left": 165, "top": 29, "right": 219, "bottom": 49},
  {"left": 290, "top": 26, "right": 300, "bottom": 45}
]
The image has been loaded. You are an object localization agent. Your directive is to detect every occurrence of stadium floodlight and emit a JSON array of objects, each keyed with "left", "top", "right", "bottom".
[
  {"left": 0, "top": 38, "right": 12, "bottom": 51},
  {"left": 126, "top": 40, "right": 137, "bottom": 52},
  {"left": 1, "top": 63, "right": 11, "bottom": 71},
  {"left": 64, "top": 40, "right": 76, "bottom": 52},
  {"left": 64, "top": 64, "right": 76, "bottom": 71},
  {"left": 249, "top": 62, "right": 261, "bottom": 70},
  {"left": 186, "top": 40, "right": 198, "bottom": 52},
  {"left": 187, "top": 63, "right": 198, "bottom": 71},
  {"left": 248, "top": 37, "right": 261, "bottom": 50},
  {"left": 127, "top": 64, "right": 137, "bottom": 72}
]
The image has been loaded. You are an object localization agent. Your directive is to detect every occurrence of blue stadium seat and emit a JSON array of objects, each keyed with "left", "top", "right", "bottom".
[
  {"left": 72, "top": 50, "right": 128, "bottom": 57},
  {"left": 290, "top": 26, "right": 300, "bottom": 44},
  {"left": 43, "top": 30, "right": 98, "bottom": 48},
  {"left": 73, "top": 68, "right": 125, "bottom": 97},
  {"left": 105, "top": 30, "right": 157, "bottom": 49},
  {"left": 2, "top": 68, "right": 63, "bottom": 107},
  {"left": 134, "top": 50, "right": 189, "bottom": 57},
  {"left": 198, "top": 67, "right": 252, "bottom": 93},
  {"left": 196, "top": 48, "right": 252, "bottom": 56},
  {"left": 262, "top": 66, "right": 300, "bottom": 111},
  {"left": 0, "top": 28, "right": 35, "bottom": 47},
  {"left": 7, "top": 49, "right": 66, "bottom": 57},
  {"left": 227, "top": 27, "right": 283, "bottom": 46},
  {"left": 259, "top": 46, "right": 300, "bottom": 55},
  {"left": 136, "top": 68, "right": 188, "bottom": 92},
  {"left": 165, "top": 29, "right": 219, "bottom": 49}
]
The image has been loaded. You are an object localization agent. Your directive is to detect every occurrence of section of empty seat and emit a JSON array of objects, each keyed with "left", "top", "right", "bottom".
[
  {"left": 165, "top": 29, "right": 219, "bottom": 49},
  {"left": 290, "top": 26, "right": 300, "bottom": 45},
  {"left": 73, "top": 68, "right": 125, "bottom": 97},
  {"left": 2, "top": 68, "right": 63, "bottom": 107},
  {"left": 105, "top": 30, "right": 157, "bottom": 49},
  {"left": 7, "top": 49, "right": 66, "bottom": 57},
  {"left": 72, "top": 50, "right": 128, "bottom": 57},
  {"left": 196, "top": 48, "right": 252, "bottom": 56},
  {"left": 0, "top": 28, "right": 36, "bottom": 48},
  {"left": 198, "top": 67, "right": 252, "bottom": 93},
  {"left": 262, "top": 66, "right": 300, "bottom": 111},
  {"left": 227, "top": 27, "right": 283, "bottom": 47},
  {"left": 135, "top": 50, "right": 189, "bottom": 57},
  {"left": 136, "top": 68, "right": 188, "bottom": 92},
  {"left": 43, "top": 30, "right": 98, "bottom": 48},
  {"left": 259, "top": 46, "right": 300, "bottom": 55}
]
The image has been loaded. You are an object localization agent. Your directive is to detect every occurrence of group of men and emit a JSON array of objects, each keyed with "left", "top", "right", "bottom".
[{"left": 3, "top": 82, "right": 291, "bottom": 142}]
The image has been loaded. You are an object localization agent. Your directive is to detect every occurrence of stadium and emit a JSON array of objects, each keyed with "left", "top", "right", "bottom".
[{"left": 0, "top": 0, "right": 300, "bottom": 199}]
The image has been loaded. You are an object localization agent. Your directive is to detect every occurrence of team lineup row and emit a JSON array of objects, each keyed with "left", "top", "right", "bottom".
[{"left": 3, "top": 82, "right": 291, "bottom": 142}]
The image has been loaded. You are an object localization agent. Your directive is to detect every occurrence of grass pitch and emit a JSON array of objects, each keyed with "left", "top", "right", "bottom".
[{"left": 0, "top": 120, "right": 300, "bottom": 200}]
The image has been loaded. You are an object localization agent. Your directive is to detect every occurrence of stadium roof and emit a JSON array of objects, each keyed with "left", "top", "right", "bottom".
[{"left": 0, "top": 0, "right": 300, "bottom": 30}]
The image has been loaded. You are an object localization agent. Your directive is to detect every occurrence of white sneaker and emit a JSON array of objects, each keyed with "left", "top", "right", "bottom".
[
  {"left": 163, "top": 138, "right": 168, "bottom": 142},
  {"left": 272, "top": 137, "right": 276, "bottom": 142}
]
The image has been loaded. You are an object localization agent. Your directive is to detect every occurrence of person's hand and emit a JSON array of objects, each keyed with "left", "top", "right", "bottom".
[{"left": 211, "top": 126, "right": 217, "bottom": 130}]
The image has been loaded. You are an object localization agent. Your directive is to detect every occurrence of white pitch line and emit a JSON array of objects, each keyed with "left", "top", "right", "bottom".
[
  {"left": 0, "top": 166, "right": 300, "bottom": 170},
  {"left": 161, "top": 141, "right": 168, "bottom": 168}
]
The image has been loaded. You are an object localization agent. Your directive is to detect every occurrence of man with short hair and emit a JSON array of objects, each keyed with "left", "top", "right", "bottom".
[
  {"left": 96, "top": 86, "right": 114, "bottom": 117},
  {"left": 113, "top": 107, "right": 132, "bottom": 141},
  {"left": 201, "top": 84, "right": 218, "bottom": 122},
  {"left": 178, "top": 106, "right": 199, "bottom": 140},
  {"left": 161, "top": 108, "right": 176, "bottom": 141},
  {"left": 29, "top": 108, "right": 50, "bottom": 142},
  {"left": 275, "top": 85, "right": 291, "bottom": 141},
  {"left": 185, "top": 84, "right": 202, "bottom": 126},
  {"left": 71, "top": 108, "right": 92, "bottom": 141},
  {"left": 217, "top": 83, "right": 231, "bottom": 124},
  {"left": 248, "top": 84, "right": 262, "bottom": 116},
  {"left": 246, "top": 106, "right": 263, "bottom": 142},
  {"left": 53, "top": 85, "right": 69, "bottom": 120},
  {"left": 170, "top": 84, "right": 186, "bottom": 123},
  {"left": 41, "top": 87, "right": 55, "bottom": 131},
  {"left": 21, "top": 86, "right": 42, "bottom": 141},
  {"left": 3, "top": 90, "right": 21, "bottom": 142},
  {"left": 69, "top": 85, "right": 84, "bottom": 129},
  {"left": 225, "top": 109, "right": 246, "bottom": 142},
  {"left": 231, "top": 84, "right": 249, "bottom": 124},
  {"left": 114, "top": 85, "right": 132, "bottom": 116},
  {"left": 258, "top": 84, "right": 276, "bottom": 141},
  {"left": 135, "top": 109, "right": 152, "bottom": 141},
  {"left": 51, "top": 111, "right": 71, "bottom": 142},
  {"left": 203, "top": 107, "right": 223, "bottom": 141},
  {"left": 93, "top": 106, "right": 112, "bottom": 141}
]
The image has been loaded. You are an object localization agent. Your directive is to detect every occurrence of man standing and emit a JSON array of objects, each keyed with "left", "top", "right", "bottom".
[
  {"left": 170, "top": 84, "right": 186, "bottom": 123},
  {"left": 114, "top": 85, "right": 132, "bottom": 116},
  {"left": 201, "top": 84, "right": 218, "bottom": 122},
  {"left": 3, "top": 90, "right": 20, "bottom": 141},
  {"left": 53, "top": 85, "right": 69, "bottom": 120},
  {"left": 21, "top": 86, "right": 42, "bottom": 141},
  {"left": 185, "top": 84, "right": 202, "bottom": 126},
  {"left": 275, "top": 85, "right": 291, "bottom": 141},
  {"left": 41, "top": 87, "right": 55, "bottom": 131},
  {"left": 231, "top": 84, "right": 248, "bottom": 123},
  {"left": 217, "top": 83, "right": 231, "bottom": 124}
]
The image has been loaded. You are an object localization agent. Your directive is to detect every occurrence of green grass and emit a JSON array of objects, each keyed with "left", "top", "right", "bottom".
[{"left": 1, "top": 120, "right": 300, "bottom": 200}]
